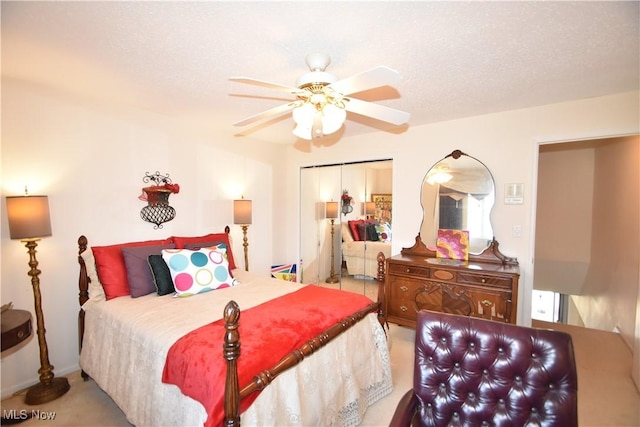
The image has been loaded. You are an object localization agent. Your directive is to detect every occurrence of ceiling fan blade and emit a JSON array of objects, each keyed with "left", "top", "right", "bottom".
[
  {"left": 328, "top": 66, "right": 401, "bottom": 96},
  {"left": 232, "top": 101, "right": 301, "bottom": 127},
  {"left": 229, "top": 77, "right": 308, "bottom": 96},
  {"left": 343, "top": 97, "right": 410, "bottom": 126}
]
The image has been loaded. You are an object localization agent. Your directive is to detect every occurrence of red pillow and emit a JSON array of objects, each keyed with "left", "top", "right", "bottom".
[
  {"left": 348, "top": 220, "right": 365, "bottom": 241},
  {"left": 92, "top": 238, "right": 173, "bottom": 300},
  {"left": 172, "top": 233, "right": 237, "bottom": 270}
]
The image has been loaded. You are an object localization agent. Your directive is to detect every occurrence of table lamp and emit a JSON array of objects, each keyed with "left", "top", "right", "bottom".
[
  {"left": 6, "top": 194, "right": 70, "bottom": 404},
  {"left": 233, "top": 197, "right": 252, "bottom": 271}
]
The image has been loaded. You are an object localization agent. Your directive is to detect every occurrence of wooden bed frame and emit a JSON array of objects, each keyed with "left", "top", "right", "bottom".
[{"left": 76, "top": 228, "right": 387, "bottom": 427}]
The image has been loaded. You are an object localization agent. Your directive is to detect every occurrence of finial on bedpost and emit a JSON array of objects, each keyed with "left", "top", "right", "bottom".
[{"left": 223, "top": 300, "right": 241, "bottom": 427}]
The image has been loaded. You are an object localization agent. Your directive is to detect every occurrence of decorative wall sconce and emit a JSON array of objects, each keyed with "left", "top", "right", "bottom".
[
  {"left": 6, "top": 193, "right": 70, "bottom": 404},
  {"left": 341, "top": 190, "right": 353, "bottom": 216},
  {"left": 325, "top": 201, "right": 339, "bottom": 283},
  {"left": 233, "top": 197, "right": 252, "bottom": 271},
  {"left": 139, "top": 171, "right": 180, "bottom": 229}
]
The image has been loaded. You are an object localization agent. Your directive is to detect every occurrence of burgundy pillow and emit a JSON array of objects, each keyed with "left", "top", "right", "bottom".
[
  {"left": 348, "top": 220, "right": 365, "bottom": 241},
  {"left": 92, "top": 238, "right": 173, "bottom": 300},
  {"left": 172, "top": 233, "right": 237, "bottom": 270},
  {"left": 122, "top": 244, "right": 175, "bottom": 297}
]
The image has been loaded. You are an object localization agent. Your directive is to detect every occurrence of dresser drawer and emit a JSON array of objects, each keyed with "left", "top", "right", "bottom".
[
  {"left": 457, "top": 272, "right": 512, "bottom": 289},
  {"left": 387, "top": 262, "right": 431, "bottom": 278}
]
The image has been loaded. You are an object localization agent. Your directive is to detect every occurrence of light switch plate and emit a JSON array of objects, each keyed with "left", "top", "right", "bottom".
[{"left": 504, "top": 183, "right": 524, "bottom": 204}]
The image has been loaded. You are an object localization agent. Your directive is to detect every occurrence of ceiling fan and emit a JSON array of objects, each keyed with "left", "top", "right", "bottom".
[{"left": 230, "top": 53, "right": 410, "bottom": 140}]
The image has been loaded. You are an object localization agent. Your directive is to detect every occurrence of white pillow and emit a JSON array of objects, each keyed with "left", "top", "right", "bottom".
[
  {"left": 162, "top": 247, "right": 237, "bottom": 297},
  {"left": 80, "top": 249, "right": 106, "bottom": 303}
]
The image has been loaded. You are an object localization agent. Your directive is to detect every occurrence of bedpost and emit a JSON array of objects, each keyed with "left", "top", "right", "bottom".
[
  {"left": 376, "top": 251, "right": 386, "bottom": 327},
  {"left": 223, "top": 300, "right": 241, "bottom": 427},
  {"left": 78, "top": 235, "right": 90, "bottom": 381}
]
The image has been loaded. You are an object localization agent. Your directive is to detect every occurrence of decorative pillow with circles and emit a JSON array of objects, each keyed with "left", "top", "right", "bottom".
[{"left": 162, "top": 247, "right": 237, "bottom": 297}]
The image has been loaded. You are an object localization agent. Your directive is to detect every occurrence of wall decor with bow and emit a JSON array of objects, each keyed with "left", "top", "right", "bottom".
[{"left": 138, "top": 171, "right": 180, "bottom": 228}]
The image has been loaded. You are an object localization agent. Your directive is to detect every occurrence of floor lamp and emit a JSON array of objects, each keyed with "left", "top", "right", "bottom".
[
  {"left": 325, "top": 201, "right": 339, "bottom": 283},
  {"left": 233, "top": 197, "right": 252, "bottom": 271},
  {"left": 6, "top": 195, "right": 70, "bottom": 405}
]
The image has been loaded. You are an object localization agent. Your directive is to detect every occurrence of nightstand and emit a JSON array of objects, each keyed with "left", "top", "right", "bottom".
[{"left": 1, "top": 309, "right": 33, "bottom": 352}]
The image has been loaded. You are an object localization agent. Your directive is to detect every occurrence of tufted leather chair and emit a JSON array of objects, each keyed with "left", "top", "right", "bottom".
[{"left": 390, "top": 311, "right": 578, "bottom": 427}]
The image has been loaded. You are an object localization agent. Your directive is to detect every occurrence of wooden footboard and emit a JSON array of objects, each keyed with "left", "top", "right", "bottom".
[{"left": 222, "top": 299, "right": 380, "bottom": 427}]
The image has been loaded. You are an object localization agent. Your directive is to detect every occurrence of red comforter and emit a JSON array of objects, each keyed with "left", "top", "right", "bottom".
[{"left": 162, "top": 285, "right": 375, "bottom": 426}]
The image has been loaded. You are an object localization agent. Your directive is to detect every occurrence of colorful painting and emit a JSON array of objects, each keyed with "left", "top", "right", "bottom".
[
  {"left": 271, "top": 264, "right": 297, "bottom": 282},
  {"left": 436, "top": 229, "right": 470, "bottom": 261},
  {"left": 372, "top": 194, "right": 392, "bottom": 223}
]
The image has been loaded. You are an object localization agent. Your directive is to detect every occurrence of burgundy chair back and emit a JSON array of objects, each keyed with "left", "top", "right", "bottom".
[{"left": 406, "top": 311, "right": 578, "bottom": 426}]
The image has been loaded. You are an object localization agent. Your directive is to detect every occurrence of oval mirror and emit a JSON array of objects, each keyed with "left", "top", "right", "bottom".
[{"left": 420, "top": 150, "right": 495, "bottom": 254}]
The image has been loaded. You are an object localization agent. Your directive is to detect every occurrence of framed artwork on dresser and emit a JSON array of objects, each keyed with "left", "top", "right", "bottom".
[{"left": 372, "top": 194, "right": 392, "bottom": 223}]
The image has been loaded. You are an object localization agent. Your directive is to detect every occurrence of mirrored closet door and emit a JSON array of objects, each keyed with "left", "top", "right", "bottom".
[{"left": 299, "top": 159, "right": 392, "bottom": 299}]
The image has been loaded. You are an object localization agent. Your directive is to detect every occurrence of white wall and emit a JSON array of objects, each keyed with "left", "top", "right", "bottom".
[
  {"left": 0, "top": 79, "right": 288, "bottom": 397},
  {"left": 283, "top": 90, "right": 640, "bottom": 327}
]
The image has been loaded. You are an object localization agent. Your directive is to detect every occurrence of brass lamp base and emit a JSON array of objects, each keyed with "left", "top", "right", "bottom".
[
  {"left": 25, "top": 377, "right": 70, "bottom": 405},
  {"left": 325, "top": 275, "right": 340, "bottom": 284}
]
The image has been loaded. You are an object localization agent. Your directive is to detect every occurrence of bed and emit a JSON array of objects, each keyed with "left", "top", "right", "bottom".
[
  {"left": 341, "top": 221, "right": 392, "bottom": 278},
  {"left": 76, "top": 228, "right": 392, "bottom": 427}
]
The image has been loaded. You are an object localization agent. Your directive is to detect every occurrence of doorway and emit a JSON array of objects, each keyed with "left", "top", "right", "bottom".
[{"left": 532, "top": 135, "right": 639, "bottom": 346}]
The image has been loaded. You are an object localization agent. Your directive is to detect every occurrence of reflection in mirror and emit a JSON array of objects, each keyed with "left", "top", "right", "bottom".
[
  {"left": 420, "top": 150, "right": 495, "bottom": 254},
  {"left": 299, "top": 160, "right": 392, "bottom": 301}
]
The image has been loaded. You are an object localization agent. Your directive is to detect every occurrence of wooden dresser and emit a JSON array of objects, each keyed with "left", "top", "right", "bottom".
[{"left": 378, "top": 236, "right": 519, "bottom": 327}]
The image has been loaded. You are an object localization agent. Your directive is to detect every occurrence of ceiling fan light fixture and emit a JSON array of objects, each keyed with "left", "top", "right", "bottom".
[
  {"left": 292, "top": 102, "right": 345, "bottom": 140},
  {"left": 321, "top": 103, "right": 346, "bottom": 135}
]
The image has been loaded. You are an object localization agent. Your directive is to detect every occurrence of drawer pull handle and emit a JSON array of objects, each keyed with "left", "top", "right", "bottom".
[
  {"left": 481, "top": 278, "right": 486, "bottom": 283},
  {"left": 400, "top": 305, "right": 408, "bottom": 312},
  {"left": 406, "top": 268, "right": 411, "bottom": 273},
  {"left": 481, "top": 299, "right": 493, "bottom": 306},
  {"left": 400, "top": 286, "right": 408, "bottom": 292},
  {"left": 17, "top": 331, "right": 25, "bottom": 338}
]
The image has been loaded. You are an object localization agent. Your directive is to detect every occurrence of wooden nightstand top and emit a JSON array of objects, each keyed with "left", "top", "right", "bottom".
[{"left": 1, "top": 309, "right": 33, "bottom": 352}]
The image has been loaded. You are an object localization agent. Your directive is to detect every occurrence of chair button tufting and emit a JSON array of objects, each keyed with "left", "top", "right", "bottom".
[
  {"left": 531, "top": 408, "right": 538, "bottom": 413},
  {"left": 481, "top": 422, "right": 489, "bottom": 427},
  {"left": 515, "top": 375, "right": 522, "bottom": 382},
  {"left": 455, "top": 362, "right": 460, "bottom": 368},
  {"left": 549, "top": 383, "right": 555, "bottom": 389},
  {"left": 453, "top": 412, "right": 459, "bottom": 419},
  {"left": 468, "top": 392, "right": 475, "bottom": 399},
  {"left": 498, "top": 347, "right": 504, "bottom": 353},
  {"left": 440, "top": 337, "right": 447, "bottom": 343}
]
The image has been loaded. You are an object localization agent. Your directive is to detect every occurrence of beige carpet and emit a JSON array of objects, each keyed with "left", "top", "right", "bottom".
[{"left": 2, "top": 308, "right": 639, "bottom": 426}]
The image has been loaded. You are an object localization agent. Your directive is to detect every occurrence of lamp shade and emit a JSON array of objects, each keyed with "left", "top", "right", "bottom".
[
  {"left": 364, "top": 201, "right": 376, "bottom": 216},
  {"left": 6, "top": 195, "right": 52, "bottom": 240},
  {"left": 325, "top": 201, "right": 338, "bottom": 219},
  {"left": 233, "top": 199, "right": 252, "bottom": 225}
]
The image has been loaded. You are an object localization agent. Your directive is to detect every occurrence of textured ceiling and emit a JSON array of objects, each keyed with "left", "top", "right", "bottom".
[{"left": 2, "top": 1, "right": 638, "bottom": 145}]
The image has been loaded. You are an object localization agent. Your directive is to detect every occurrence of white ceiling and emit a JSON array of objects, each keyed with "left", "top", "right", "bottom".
[{"left": 2, "top": 1, "right": 639, "bottom": 145}]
